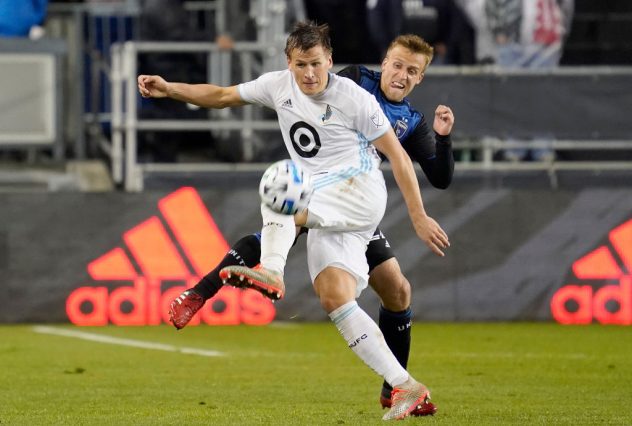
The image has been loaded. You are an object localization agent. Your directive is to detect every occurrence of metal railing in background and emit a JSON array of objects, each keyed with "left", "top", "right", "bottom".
[
  {"left": 44, "top": 2, "right": 632, "bottom": 192},
  {"left": 46, "top": 0, "right": 138, "bottom": 159},
  {"left": 111, "top": 41, "right": 283, "bottom": 190},
  {"left": 45, "top": 0, "right": 226, "bottom": 160},
  {"left": 113, "top": 45, "right": 632, "bottom": 191}
]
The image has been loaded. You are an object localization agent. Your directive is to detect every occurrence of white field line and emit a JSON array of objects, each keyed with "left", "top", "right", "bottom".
[{"left": 32, "top": 326, "right": 223, "bottom": 357}]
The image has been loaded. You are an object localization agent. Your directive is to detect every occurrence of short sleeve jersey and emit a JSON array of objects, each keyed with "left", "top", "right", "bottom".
[{"left": 238, "top": 70, "right": 389, "bottom": 183}]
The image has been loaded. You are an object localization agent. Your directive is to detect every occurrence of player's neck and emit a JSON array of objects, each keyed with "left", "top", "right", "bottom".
[{"left": 308, "top": 73, "right": 332, "bottom": 98}]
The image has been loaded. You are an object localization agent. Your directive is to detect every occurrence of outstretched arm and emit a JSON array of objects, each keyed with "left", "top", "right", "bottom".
[
  {"left": 373, "top": 129, "right": 450, "bottom": 257},
  {"left": 137, "top": 74, "right": 247, "bottom": 109}
]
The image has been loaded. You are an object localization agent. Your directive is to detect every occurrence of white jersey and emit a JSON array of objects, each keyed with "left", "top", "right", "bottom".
[{"left": 238, "top": 70, "right": 389, "bottom": 188}]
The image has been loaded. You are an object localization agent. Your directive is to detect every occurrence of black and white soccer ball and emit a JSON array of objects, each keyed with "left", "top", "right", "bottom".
[{"left": 259, "top": 159, "right": 313, "bottom": 215}]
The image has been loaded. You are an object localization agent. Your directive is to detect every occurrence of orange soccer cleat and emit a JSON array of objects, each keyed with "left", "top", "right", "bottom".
[{"left": 219, "top": 264, "right": 285, "bottom": 300}]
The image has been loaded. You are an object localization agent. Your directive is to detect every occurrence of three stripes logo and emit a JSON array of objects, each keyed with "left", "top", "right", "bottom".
[
  {"left": 551, "top": 218, "right": 632, "bottom": 325},
  {"left": 66, "top": 187, "right": 276, "bottom": 326}
]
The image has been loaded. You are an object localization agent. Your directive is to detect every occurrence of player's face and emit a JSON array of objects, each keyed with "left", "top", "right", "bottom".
[
  {"left": 287, "top": 45, "right": 333, "bottom": 96},
  {"left": 380, "top": 45, "right": 426, "bottom": 102}
]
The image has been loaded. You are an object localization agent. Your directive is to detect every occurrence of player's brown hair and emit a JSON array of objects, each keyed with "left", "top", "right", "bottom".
[
  {"left": 386, "top": 34, "right": 434, "bottom": 72},
  {"left": 285, "top": 21, "right": 333, "bottom": 58}
]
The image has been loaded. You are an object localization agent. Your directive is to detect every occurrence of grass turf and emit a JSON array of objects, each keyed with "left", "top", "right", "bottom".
[{"left": 0, "top": 323, "right": 630, "bottom": 425}]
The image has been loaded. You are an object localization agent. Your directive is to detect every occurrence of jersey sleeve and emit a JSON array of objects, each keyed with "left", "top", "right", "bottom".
[
  {"left": 354, "top": 90, "right": 390, "bottom": 142},
  {"left": 237, "top": 72, "right": 278, "bottom": 109},
  {"left": 402, "top": 117, "right": 454, "bottom": 189}
]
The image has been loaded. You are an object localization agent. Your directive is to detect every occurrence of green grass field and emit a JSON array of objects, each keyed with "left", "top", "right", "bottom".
[{"left": 1, "top": 323, "right": 630, "bottom": 425}]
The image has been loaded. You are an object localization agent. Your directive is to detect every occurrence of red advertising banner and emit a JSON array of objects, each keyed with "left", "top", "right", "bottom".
[
  {"left": 65, "top": 187, "right": 276, "bottom": 326},
  {"left": 551, "top": 219, "right": 632, "bottom": 325}
]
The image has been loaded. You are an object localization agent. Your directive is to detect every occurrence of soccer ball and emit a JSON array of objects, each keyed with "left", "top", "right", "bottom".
[{"left": 259, "top": 159, "right": 313, "bottom": 215}]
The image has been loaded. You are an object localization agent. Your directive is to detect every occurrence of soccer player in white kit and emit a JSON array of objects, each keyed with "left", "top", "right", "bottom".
[{"left": 138, "top": 21, "right": 449, "bottom": 421}]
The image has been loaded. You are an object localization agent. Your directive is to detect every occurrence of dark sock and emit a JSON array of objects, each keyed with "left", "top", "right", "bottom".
[
  {"left": 379, "top": 305, "right": 412, "bottom": 396},
  {"left": 192, "top": 234, "right": 261, "bottom": 300}
]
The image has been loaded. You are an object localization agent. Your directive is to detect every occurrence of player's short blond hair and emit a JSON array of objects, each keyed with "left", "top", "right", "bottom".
[{"left": 386, "top": 34, "right": 434, "bottom": 72}]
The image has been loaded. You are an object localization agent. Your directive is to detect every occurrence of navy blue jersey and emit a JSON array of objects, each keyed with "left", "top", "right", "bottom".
[
  {"left": 338, "top": 65, "right": 454, "bottom": 190},
  {"left": 350, "top": 66, "right": 423, "bottom": 142}
]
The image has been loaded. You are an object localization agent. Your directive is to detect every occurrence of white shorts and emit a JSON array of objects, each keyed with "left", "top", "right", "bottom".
[{"left": 305, "top": 168, "right": 387, "bottom": 296}]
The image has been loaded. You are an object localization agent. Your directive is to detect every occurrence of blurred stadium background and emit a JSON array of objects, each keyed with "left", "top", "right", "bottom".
[{"left": 1, "top": 0, "right": 632, "bottom": 423}]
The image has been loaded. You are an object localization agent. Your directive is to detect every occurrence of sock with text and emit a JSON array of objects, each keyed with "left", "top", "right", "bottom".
[
  {"left": 260, "top": 203, "right": 296, "bottom": 275},
  {"left": 329, "top": 301, "right": 409, "bottom": 388},
  {"left": 193, "top": 234, "right": 261, "bottom": 300},
  {"left": 379, "top": 306, "right": 412, "bottom": 397}
]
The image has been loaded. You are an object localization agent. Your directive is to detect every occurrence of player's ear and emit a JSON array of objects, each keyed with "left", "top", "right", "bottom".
[
  {"left": 417, "top": 73, "right": 425, "bottom": 86},
  {"left": 381, "top": 57, "right": 388, "bottom": 72}
]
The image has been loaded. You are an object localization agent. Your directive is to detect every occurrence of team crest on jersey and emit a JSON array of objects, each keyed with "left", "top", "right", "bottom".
[
  {"left": 370, "top": 109, "right": 385, "bottom": 128},
  {"left": 394, "top": 120, "right": 408, "bottom": 138},
  {"left": 321, "top": 104, "right": 332, "bottom": 123}
]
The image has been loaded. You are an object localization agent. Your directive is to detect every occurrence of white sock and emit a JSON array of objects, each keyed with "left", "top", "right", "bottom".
[
  {"left": 329, "top": 301, "right": 409, "bottom": 387},
  {"left": 259, "top": 203, "right": 296, "bottom": 276}
]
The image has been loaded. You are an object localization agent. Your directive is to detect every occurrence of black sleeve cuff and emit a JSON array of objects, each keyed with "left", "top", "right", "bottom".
[{"left": 435, "top": 133, "right": 452, "bottom": 145}]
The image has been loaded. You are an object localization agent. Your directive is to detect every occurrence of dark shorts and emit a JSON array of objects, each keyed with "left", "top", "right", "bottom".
[
  {"left": 366, "top": 227, "right": 396, "bottom": 272},
  {"left": 297, "top": 226, "right": 395, "bottom": 273}
]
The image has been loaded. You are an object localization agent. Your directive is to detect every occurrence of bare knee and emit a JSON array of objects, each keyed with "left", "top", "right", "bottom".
[
  {"left": 313, "top": 267, "right": 358, "bottom": 313},
  {"left": 368, "top": 258, "right": 411, "bottom": 311},
  {"left": 319, "top": 292, "right": 348, "bottom": 313}
]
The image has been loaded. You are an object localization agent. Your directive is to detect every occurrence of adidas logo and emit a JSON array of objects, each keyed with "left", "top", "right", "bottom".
[
  {"left": 66, "top": 187, "right": 276, "bottom": 326},
  {"left": 551, "top": 218, "right": 632, "bottom": 325},
  {"left": 370, "top": 230, "right": 390, "bottom": 248},
  {"left": 281, "top": 98, "right": 292, "bottom": 108}
]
